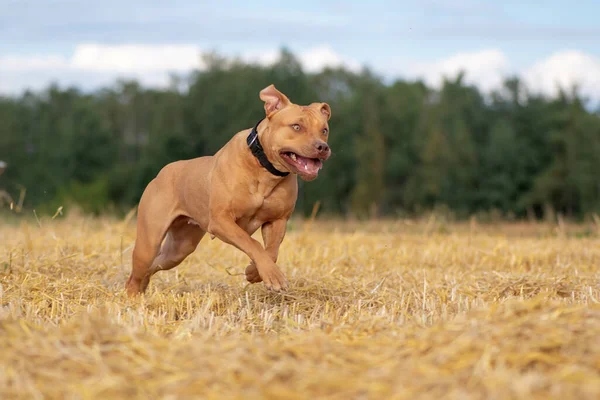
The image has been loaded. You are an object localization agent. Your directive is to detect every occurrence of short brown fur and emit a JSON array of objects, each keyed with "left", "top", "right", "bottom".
[{"left": 126, "top": 85, "right": 332, "bottom": 295}]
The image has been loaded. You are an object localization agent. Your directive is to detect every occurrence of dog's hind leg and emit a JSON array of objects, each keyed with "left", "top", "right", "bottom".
[
  {"left": 149, "top": 217, "right": 205, "bottom": 276},
  {"left": 127, "top": 214, "right": 204, "bottom": 296},
  {"left": 126, "top": 182, "right": 177, "bottom": 296}
]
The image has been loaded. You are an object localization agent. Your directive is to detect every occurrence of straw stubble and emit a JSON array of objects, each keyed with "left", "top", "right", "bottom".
[{"left": 1, "top": 215, "right": 599, "bottom": 399}]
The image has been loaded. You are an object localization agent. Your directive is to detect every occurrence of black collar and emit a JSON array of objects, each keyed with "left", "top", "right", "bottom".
[{"left": 246, "top": 119, "right": 289, "bottom": 177}]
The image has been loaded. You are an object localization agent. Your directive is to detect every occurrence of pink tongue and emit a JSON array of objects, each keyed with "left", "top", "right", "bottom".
[{"left": 296, "top": 155, "right": 322, "bottom": 174}]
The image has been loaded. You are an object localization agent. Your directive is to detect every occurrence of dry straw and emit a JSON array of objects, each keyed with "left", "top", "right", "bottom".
[{"left": 1, "top": 213, "right": 599, "bottom": 399}]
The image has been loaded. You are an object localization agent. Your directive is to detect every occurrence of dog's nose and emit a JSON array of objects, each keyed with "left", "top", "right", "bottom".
[{"left": 315, "top": 141, "right": 330, "bottom": 153}]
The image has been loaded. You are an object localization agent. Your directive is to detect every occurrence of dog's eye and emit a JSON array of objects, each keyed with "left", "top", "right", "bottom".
[
  {"left": 291, "top": 124, "right": 301, "bottom": 131},
  {"left": 322, "top": 128, "right": 329, "bottom": 136}
]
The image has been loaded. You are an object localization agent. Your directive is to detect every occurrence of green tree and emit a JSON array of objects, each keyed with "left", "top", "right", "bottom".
[
  {"left": 524, "top": 90, "right": 600, "bottom": 217},
  {"left": 1, "top": 51, "right": 599, "bottom": 220},
  {"left": 350, "top": 87, "right": 386, "bottom": 218}
]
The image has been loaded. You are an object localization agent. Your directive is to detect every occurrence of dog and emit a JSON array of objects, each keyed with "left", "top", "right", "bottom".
[{"left": 125, "top": 84, "right": 332, "bottom": 296}]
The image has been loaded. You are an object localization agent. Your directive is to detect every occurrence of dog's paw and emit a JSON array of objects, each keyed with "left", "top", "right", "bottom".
[
  {"left": 259, "top": 263, "right": 288, "bottom": 292},
  {"left": 245, "top": 262, "right": 263, "bottom": 283}
]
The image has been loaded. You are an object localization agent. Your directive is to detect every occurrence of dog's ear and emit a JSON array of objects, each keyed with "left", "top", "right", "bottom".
[
  {"left": 260, "top": 84, "right": 291, "bottom": 117},
  {"left": 319, "top": 103, "right": 331, "bottom": 120}
]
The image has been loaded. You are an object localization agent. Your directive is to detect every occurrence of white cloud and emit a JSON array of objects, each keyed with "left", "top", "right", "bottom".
[
  {"left": 0, "top": 44, "right": 361, "bottom": 94},
  {"left": 0, "top": 44, "right": 204, "bottom": 94},
  {"left": 240, "top": 49, "right": 280, "bottom": 67},
  {"left": 402, "top": 49, "right": 511, "bottom": 93},
  {"left": 1, "top": 45, "right": 600, "bottom": 102},
  {"left": 297, "top": 46, "right": 361, "bottom": 73},
  {"left": 522, "top": 50, "right": 600, "bottom": 99},
  {"left": 0, "top": 55, "right": 68, "bottom": 71},
  {"left": 70, "top": 44, "right": 204, "bottom": 72},
  {"left": 395, "top": 48, "right": 600, "bottom": 102},
  {"left": 240, "top": 45, "right": 361, "bottom": 73}
]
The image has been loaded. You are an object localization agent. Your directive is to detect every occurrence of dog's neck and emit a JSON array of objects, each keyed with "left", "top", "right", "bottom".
[{"left": 246, "top": 119, "right": 289, "bottom": 178}]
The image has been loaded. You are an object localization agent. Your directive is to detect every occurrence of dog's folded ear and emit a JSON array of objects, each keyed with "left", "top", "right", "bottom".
[
  {"left": 260, "top": 84, "right": 291, "bottom": 117},
  {"left": 319, "top": 103, "right": 332, "bottom": 120},
  {"left": 309, "top": 102, "right": 332, "bottom": 120}
]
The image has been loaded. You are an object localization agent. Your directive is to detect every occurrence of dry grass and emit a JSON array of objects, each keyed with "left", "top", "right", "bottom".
[{"left": 1, "top": 213, "right": 599, "bottom": 399}]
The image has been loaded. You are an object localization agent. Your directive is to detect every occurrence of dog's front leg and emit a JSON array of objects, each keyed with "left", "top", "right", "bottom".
[
  {"left": 208, "top": 215, "right": 288, "bottom": 291},
  {"left": 245, "top": 219, "right": 288, "bottom": 284}
]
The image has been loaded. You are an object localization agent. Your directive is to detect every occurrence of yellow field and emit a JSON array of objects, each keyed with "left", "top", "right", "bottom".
[{"left": 1, "top": 214, "right": 599, "bottom": 399}]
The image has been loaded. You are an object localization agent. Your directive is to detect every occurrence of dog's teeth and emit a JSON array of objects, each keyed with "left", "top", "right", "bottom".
[
  {"left": 304, "top": 165, "right": 308, "bottom": 170},
  {"left": 290, "top": 153, "right": 297, "bottom": 161}
]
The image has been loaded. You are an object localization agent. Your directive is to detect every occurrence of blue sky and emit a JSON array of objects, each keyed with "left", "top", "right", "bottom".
[{"left": 1, "top": 0, "right": 600, "bottom": 97}]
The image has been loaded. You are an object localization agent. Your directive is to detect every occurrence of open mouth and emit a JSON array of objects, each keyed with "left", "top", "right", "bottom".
[{"left": 280, "top": 151, "right": 324, "bottom": 178}]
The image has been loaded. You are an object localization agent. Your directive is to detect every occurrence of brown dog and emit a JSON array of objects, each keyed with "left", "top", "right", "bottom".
[{"left": 125, "top": 84, "right": 332, "bottom": 296}]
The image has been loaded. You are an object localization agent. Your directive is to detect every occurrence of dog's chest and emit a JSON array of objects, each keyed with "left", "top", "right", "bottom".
[
  {"left": 237, "top": 190, "right": 291, "bottom": 234},
  {"left": 247, "top": 192, "right": 287, "bottom": 220},
  {"left": 250, "top": 180, "right": 292, "bottom": 213}
]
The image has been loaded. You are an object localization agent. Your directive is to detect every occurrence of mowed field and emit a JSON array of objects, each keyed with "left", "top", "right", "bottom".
[{"left": 1, "top": 213, "right": 599, "bottom": 399}]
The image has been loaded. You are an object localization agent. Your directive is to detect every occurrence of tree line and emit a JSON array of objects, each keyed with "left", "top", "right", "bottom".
[{"left": 1, "top": 49, "right": 599, "bottom": 220}]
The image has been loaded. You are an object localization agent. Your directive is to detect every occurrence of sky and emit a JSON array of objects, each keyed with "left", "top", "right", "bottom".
[{"left": 1, "top": 0, "right": 600, "bottom": 99}]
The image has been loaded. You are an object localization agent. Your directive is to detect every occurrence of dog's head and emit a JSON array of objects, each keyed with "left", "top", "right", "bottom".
[{"left": 258, "top": 84, "right": 332, "bottom": 182}]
